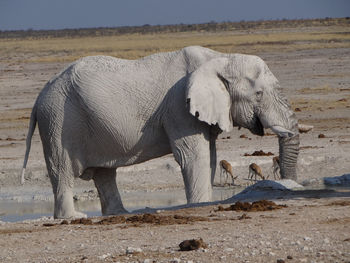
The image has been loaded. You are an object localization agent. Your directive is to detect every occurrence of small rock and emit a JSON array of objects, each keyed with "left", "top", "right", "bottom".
[
  {"left": 224, "top": 248, "right": 234, "bottom": 252},
  {"left": 238, "top": 213, "right": 251, "bottom": 220},
  {"left": 268, "top": 252, "right": 276, "bottom": 256},
  {"left": 179, "top": 238, "right": 208, "bottom": 251},
  {"left": 143, "top": 259, "right": 151, "bottom": 263},
  {"left": 277, "top": 259, "right": 285, "bottom": 263},
  {"left": 302, "top": 246, "right": 309, "bottom": 251},
  {"left": 98, "top": 253, "right": 111, "bottom": 260},
  {"left": 287, "top": 255, "right": 293, "bottom": 259},
  {"left": 126, "top": 247, "right": 142, "bottom": 254},
  {"left": 304, "top": 236, "right": 312, "bottom": 241},
  {"left": 318, "top": 133, "right": 326, "bottom": 138},
  {"left": 170, "top": 258, "right": 181, "bottom": 263}
]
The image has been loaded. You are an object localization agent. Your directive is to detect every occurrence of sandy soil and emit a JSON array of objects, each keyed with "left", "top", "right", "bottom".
[
  {"left": 0, "top": 36, "right": 350, "bottom": 261},
  {"left": 0, "top": 198, "right": 350, "bottom": 262}
]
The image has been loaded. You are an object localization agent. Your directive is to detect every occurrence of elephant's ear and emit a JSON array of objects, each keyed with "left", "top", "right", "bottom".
[{"left": 186, "top": 57, "right": 232, "bottom": 132}]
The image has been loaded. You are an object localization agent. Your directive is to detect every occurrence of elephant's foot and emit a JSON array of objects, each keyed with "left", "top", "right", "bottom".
[
  {"left": 102, "top": 207, "right": 128, "bottom": 216},
  {"left": 53, "top": 189, "right": 84, "bottom": 219},
  {"left": 55, "top": 210, "right": 87, "bottom": 220},
  {"left": 92, "top": 168, "right": 127, "bottom": 216}
]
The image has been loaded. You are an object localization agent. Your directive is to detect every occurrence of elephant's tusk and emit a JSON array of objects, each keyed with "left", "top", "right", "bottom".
[
  {"left": 298, "top": 123, "right": 314, "bottom": 133},
  {"left": 270, "top": 126, "right": 295, "bottom": 138}
]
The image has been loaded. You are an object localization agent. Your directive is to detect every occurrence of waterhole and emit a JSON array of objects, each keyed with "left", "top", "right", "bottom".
[{"left": 0, "top": 187, "right": 243, "bottom": 222}]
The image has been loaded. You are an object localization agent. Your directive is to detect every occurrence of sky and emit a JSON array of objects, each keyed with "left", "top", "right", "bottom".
[{"left": 0, "top": 0, "right": 349, "bottom": 31}]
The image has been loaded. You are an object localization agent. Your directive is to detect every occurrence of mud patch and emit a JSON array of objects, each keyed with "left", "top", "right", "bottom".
[
  {"left": 98, "top": 214, "right": 208, "bottom": 226},
  {"left": 217, "top": 200, "right": 287, "bottom": 212},
  {"left": 179, "top": 238, "right": 208, "bottom": 251},
  {"left": 326, "top": 200, "right": 350, "bottom": 206},
  {"left": 42, "top": 223, "right": 56, "bottom": 227},
  {"left": 54, "top": 213, "right": 210, "bottom": 227},
  {"left": 70, "top": 218, "right": 93, "bottom": 225},
  {"left": 244, "top": 150, "right": 274, "bottom": 156}
]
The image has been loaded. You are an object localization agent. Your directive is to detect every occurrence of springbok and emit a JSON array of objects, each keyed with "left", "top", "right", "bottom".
[
  {"left": 219, "top": 160, "right": 237, "bottom": 185},
  {"left": 248, "top": 163, "right": 265, "bottom": 181},
  {"left": 272, "top": 156, "right": 280, "bottom": 180}
]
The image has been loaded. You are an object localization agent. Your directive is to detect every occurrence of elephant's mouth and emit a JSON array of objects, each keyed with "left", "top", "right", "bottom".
[{"left": 250, "top": 116, "right": 264, "bottom": 136}]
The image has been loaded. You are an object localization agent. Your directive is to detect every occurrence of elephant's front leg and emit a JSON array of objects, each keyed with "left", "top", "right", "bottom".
[
  {"left": 169, "top": 131, "right": 213, "bottom": 203},
  {"left": 92, "top": 168, "right": 127, "bottom": 215}
]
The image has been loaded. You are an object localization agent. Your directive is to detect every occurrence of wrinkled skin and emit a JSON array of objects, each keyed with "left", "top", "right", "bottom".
[{"left": 22, "top": 46, "right": 299, "bottom": 219}]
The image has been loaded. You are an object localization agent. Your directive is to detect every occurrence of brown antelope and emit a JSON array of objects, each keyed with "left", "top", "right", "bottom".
[
  {"left": 248, "top": 163, "right": 265, "bottom": 181},
  {"left": 272, "top": 156, "right": 280, "bottom": 180},
  {"left": 219, "top": 160, "right": 237, "bottom": 185}
]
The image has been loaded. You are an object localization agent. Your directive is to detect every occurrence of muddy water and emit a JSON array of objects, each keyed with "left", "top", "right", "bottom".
[{"left": 0, "top": 187, "right": 243, "bottom": 222}]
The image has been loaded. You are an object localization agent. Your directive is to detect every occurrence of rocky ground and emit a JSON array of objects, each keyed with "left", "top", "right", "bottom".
[{"left": 0, "top": 32, "right": 350, "bottom": 261}]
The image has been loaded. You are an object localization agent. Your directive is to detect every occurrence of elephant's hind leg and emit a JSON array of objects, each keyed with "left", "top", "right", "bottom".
[
  {"left": 47, "top": 163, "right": 86, "bottom": 219},
  {"left": 92, "top": 168, "right": 127, "bottom": 215}
]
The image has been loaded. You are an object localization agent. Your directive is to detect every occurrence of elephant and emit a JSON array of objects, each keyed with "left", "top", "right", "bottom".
[{"left": 21, "top": 46, "right": 300, "bottom": 219}]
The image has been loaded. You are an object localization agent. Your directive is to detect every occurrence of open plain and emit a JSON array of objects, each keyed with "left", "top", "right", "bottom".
[{"left": 0, "top": 18, "right": 350, "bottom": 262}]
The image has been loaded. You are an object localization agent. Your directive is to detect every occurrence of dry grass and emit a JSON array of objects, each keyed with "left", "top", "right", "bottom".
[
  {"left": 1, "top": 24, "right": 349, "bottom": 63},
  {"left": 298, "top": 85, "right": 340, "bottom": 94},
  {"left": 290, "top": 96, "right": 350, "bottom": 112}
]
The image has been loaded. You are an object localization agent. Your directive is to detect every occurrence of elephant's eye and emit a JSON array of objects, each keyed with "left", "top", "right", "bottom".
[{"left": 256, "top": 91, "right": 263, "bottom": 101}]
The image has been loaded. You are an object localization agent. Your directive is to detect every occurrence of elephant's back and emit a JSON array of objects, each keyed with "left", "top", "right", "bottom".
[{"left": 72, "top": 55, "right": 131, "bottom": 74}]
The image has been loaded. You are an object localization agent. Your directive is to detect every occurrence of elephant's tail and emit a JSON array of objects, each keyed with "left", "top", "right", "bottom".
[{"left": 21, "top": 103, "right": 37, "bottom": 184}]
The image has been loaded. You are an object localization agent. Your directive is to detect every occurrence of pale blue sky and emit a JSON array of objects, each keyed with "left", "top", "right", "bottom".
[{"left": 0, "top": 0, "right": 349, "bottom": 31}]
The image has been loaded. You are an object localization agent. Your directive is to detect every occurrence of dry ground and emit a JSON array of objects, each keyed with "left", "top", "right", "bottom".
[
  {"left": 1, "top": 198, "right": 350, "bottom": 262},
  {"left": 0, "top": 20, "right": 350, "bottom": 262}
]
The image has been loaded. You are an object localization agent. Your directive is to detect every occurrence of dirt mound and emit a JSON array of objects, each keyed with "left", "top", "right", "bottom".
[
  {"left": 326, "top": 200, "right": 350, "bottom": 206},
  {"left": 100, "top": 214, "right": 208, "bottom": 226},
  {"left": 97, "top": 215, "right": 127, "bottom": 225},
  {"left": 45, "top": 214, "right": 210, "bottom": 227},
  {"left": 179, "top": 238, "right": 208, "bottom": 251},
  {"left": 217, "top": 200, "right": 287, "bottom": 212},
  {"left": 126, "top": 214, "right": 206, "bottom": 225},
  {"left": 244, "top": 150, "right": 274, "bottom": 156},
  {"left": 70, "top": 218, "right": 93, "bottom": 225}
]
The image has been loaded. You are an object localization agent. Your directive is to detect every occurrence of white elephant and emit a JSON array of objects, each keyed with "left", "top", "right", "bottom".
[{"left": 22, "top": 46, "right": 299, "bottom": 219}]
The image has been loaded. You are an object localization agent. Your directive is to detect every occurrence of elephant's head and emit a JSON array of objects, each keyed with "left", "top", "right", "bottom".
[{"left": 186, "top": 55, "right": 299, "bottom": 180}]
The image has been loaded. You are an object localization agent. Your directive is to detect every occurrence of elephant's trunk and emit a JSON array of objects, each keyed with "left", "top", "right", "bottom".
[{"left": 278, "top": 112, "right": 300, "bottom": 180}]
